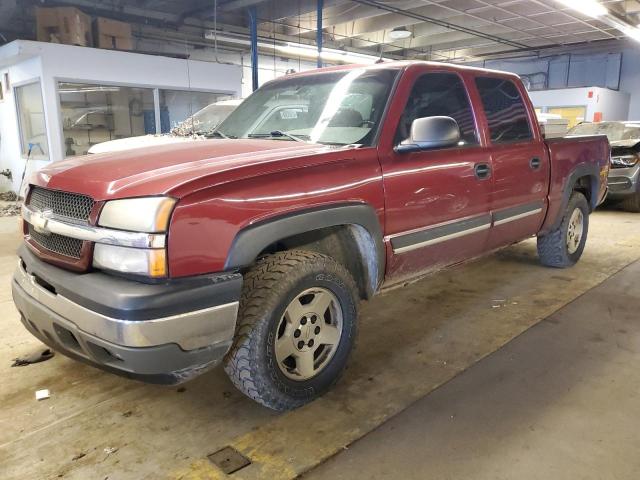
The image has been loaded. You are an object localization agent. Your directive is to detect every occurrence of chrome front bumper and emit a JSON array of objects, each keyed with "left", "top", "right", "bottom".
[{"left": 12, "top": 247, "right": 242, "bottom": 384}]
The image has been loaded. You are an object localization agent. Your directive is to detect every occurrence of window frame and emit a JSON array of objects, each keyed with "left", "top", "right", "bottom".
[
  {"left": 54, "top": 76, "right": 238, "bottom": 157},
  {"left": 14, "top": 79, "right": 50, "bottom": 160},
  {"left": 393, "top": 70, "right": 481, "bottom": 150},
  {"left": 57, "top": 80, "right": 157, "bottom": 157},
  {"left": 473, "top": 75, "right": 534, "bottom": 146}
]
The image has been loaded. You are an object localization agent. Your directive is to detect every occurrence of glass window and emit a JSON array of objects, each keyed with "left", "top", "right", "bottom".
[
  {"left": 158, "top": 90, "right": 233, "bottom": 134},
  {"left": 475, "top": 77, "right": 532, "bottom": 143},
  {"left": 217, "top": 68, "right": 399, "bottom": 146},
  {"left": 59, "top": 82, "right": 155, "bottom": 157},
  {"left": 15, "top": 82, "right": 49, "bottom": 158},
  {"left": 395, "top": 73, "right": 478, "bottom": 146}
]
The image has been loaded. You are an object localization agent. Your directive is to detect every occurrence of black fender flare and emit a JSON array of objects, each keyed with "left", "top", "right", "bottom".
[
  {"left": 549, "top": 163, "right": 600, "bottom": 231},
  {"left": 224, "top": 203, "right": 385, "bottom": 294}
]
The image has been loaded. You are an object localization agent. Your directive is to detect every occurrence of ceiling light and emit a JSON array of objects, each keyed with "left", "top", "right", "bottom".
[
  {"left": 276, "top": 43, "right": 383, "bottom": 64},
  {"left": 553, "top": 0, "right": 607, "bottom": 18},
  {"left": 619, "top": 25, "right": 640, "bottom": 42},
  {"left": 388, "top": 27, "right": 412, "bottom": 40}
]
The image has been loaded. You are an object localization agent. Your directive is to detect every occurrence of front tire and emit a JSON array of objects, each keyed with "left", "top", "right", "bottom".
[
  {"left": 537, "top": 191, "right": 589, "bottom": 268},
  {"left": 223, "top": 250, "right": 359, "bottom": 411}
]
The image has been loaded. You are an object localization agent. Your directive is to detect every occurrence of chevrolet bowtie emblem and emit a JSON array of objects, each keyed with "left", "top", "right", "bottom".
[{"left": 31, "top": 209, "right": 53, "bottom": 236}]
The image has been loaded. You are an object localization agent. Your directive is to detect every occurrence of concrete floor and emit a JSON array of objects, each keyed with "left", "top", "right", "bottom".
[
  {"left": 306, "top": 259, "right": 640, "bottom": 480},
  {"left": 1, "top": 209, "right": 640, "bottom": 480}
]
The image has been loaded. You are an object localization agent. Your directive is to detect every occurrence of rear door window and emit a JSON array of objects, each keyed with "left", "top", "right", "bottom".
[{"left": 475, "top": 77, "right": 532, "bottom": 143}]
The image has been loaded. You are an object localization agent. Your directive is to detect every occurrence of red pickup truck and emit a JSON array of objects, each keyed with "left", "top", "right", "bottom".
[{"left": 12, "top": 62, "right": 609, "bottom": 411}]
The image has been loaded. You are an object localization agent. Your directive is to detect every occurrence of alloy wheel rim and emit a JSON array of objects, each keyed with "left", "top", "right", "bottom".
[
  {"left": 274, "top": 287, "right": 343, "bottom": 381},
  {"left": 566, "top": 207, "right": 584, "bottom": 254}
]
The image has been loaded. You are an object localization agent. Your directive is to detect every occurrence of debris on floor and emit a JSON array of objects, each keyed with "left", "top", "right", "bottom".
[
  {"left": 491, "top": 299, "right": 519, "bottom": 309},
  {"left": 11, "top": 348, "right": 55, "bottom": 367},
  {"left": 491, "top": 299, "right": 507, "bottom": 308},
  {"left": 35, "top": 389, "right": 50, "bottom": 401},
  {"left": 0, "top": 191, "right": 18, "bottom": 201},
  {"left": 103, "top": 447, "right": 119, "bottom": 457},
  {"left": 0, "top": 202, "right": 21, "bottom": 217}
]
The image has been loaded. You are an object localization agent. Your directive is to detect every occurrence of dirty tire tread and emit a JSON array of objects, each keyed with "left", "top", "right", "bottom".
[
  {"left": 621, "top": 193, "right": 640, "bottom": 213},
  {"left": 537, "top": 191, "right": 589, "bottom": 268},
  {"left": 223, "top": 250, "right": 359, "bottom": 411}
]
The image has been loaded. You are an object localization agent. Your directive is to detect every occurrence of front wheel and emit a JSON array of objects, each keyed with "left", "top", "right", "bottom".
[
  {"left": 223, "top": 250, "right": 359, "bottom": 411},
  {"left": 537, "top": 191, "right": 589, "bottom": 268}
]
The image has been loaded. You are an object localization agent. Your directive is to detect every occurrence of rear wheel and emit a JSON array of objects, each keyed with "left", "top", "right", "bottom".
[
  {"left": 223, "top": 250, "right": 359, "bottom": 411},
  {"left": 621, "top": 192, "right": 640, "bottom": 212},
  {"left": 537, "top": 191, "right": 589, "bottom": 268}
]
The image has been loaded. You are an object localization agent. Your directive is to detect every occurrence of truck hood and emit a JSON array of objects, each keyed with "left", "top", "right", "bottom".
[
  {"left": 610, "top": 139, "right": 640, "bottom": 150},
  {"left": 32, "top": 139, "right": 336, "bottom": 200},
  {"left": 87, "top": 134, "right": 198, "bottom": 154}
]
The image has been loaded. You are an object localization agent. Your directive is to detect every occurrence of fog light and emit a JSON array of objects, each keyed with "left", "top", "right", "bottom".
[{"left": 93, "top": 244, "right": 166, "bottom": 278}]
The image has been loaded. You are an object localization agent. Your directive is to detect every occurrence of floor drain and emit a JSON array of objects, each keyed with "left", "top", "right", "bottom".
[{"left": 207, "top": 446, "right": 251, "bottom": 474}]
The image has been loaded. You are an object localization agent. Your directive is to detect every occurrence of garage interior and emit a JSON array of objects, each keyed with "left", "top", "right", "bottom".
[{"left": 1, "top": 1, "right": 640, "bottom": 479}]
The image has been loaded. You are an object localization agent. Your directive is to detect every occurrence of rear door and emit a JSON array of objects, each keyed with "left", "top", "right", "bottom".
[
  {"left": 379, "top": 68, "right": 493, "bottom": 282},
  {"left": 473, "top": 76, "right": 549, "bottom": 249}
]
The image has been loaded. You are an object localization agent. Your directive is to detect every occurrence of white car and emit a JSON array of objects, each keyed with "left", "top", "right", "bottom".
[{"left": 88, "top": 99, "right": 242, "bottom": 154}]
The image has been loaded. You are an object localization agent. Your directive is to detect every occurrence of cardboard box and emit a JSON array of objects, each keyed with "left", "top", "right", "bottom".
[
  {"left": 94, "top": 17, "right": 133, "bottom": 51},
  {"left": 36, "top": 7, "right": 92, "bottom": 47}
]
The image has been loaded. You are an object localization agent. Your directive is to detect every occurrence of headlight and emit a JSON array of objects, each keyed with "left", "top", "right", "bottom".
[
  {"left": 99, "top": 196, "right": 176, "bottom": 232},
  {"left": 611, "top": 154, "right": 639, "bottom": 168},
  {"left": 93, "top": 244, "right": 167, "bottom": 278},
  {"left": 95, "top": 196, "right": 175, "bottom": 278}
]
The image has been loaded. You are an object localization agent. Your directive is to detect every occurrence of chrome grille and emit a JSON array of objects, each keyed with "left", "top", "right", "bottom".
[
  {"left": 28, "top": 187, "right": 95, "bottom": 223},
  {"left": 27, "top": 224, "right": 83, "bottom": 259}
]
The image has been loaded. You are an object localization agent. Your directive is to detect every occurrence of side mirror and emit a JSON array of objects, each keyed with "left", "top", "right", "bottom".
[{"left": 395, "top": 116, "right": 461, "bottom": 153}]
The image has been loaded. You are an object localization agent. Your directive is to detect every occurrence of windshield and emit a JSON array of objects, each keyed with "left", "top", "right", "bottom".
[
  {"left": 172, "top": 103, "right": 238, "bottom": 136},
  {"left": 215, "top": 68, "right": 399, "bottom": 146},
  {"left": 567, "top": 122, "right": 640, "bottom": 142}
]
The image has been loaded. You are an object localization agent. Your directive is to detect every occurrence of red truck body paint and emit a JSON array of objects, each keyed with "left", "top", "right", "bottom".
[{"left": 26, "top": 61, "right": 609, "bottom": 285}]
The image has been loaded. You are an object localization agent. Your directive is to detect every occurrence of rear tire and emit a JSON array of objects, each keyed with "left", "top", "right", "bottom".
[
  {"left": 621, "top": 192, "right": 640, "bottom": 212},
  {"left": 537, "top": 191, "right": 589, "bottom": 268},
  {"left": 223, "top": 250, "right": 359, "bottom": 411}
]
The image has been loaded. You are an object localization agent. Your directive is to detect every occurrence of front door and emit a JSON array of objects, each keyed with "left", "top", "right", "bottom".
[{"left": 379, "top": 69, "right": 493, "bottom": 284}]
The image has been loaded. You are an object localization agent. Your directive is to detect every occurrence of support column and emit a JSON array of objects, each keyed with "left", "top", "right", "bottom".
[
  {"left": 317, "top": 0, "right": 323, "bottom": 68},
  {"left": 249, "top": 6, "right": 259, "bottom": 91}
]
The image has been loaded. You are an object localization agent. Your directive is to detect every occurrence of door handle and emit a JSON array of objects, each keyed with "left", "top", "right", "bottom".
[
  {"left": 474, "top": 163, "right": 491, "bottom": 179},
  {"left": 530, "top": 157, "right": 541, "bottom": 170}
]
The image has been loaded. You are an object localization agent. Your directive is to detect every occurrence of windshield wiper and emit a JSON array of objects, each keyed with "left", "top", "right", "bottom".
[{"left": 248, "top": 130, "right": 309, "bottom": 143}]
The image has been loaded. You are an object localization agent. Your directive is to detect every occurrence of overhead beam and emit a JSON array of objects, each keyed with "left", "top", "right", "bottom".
[
  {"left": 276, "top": 0, "right": 425, "bottom": 34},
  {"left": 221, "top": 0, "right": 270, "bottom": 12}
]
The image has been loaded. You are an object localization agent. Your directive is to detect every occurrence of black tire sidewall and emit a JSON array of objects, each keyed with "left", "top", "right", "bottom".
[{"left": 256, "top": 261, "right": 358, "bottom": 403}]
